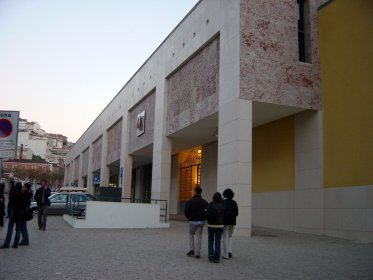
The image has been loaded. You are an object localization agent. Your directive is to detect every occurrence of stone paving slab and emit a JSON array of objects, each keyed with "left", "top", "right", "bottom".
[{"left": 0, "top": 216, "right": 373, "bottom": 280}]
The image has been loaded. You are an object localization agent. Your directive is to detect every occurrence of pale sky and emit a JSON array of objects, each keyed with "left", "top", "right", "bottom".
[{"left": 0, "top": 0, "right": 198, "bottom": 142}]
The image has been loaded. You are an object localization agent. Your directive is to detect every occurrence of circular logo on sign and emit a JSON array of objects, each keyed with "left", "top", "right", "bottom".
[{"left": 0, "top": 118, "right": 13, "bottom": 138}]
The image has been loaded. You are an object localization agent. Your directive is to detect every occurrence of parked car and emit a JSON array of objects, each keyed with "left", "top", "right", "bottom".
[{"left": 30, "top": 192, "right": 96, "bottom": 216}]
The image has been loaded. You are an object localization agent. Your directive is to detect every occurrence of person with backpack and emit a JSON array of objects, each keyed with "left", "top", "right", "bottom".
[{"left": 222, "top": 188, "right": 238, "bottom": 259}]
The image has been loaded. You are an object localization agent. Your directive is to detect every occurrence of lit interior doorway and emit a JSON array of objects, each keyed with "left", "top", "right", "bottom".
[{"left": 179, "top": 148, "right": 201, "bottom": 213}]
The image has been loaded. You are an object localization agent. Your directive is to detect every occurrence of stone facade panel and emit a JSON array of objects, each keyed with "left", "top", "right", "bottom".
[{"left": 166, "top": 38, "right": 219, "bottom": 135}]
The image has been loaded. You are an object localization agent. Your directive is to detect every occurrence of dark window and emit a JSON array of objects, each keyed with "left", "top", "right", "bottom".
[{"left": 297, "top": 0, "right": 311, "bottom": 63}]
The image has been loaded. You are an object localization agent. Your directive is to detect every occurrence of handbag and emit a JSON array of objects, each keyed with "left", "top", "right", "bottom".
[{"left": 25, "top": 208, "right": 33, "bottom": 221}]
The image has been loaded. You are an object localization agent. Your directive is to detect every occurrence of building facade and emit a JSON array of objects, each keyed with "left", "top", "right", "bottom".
[{"left": 64, "top": 0, "right": 373, "bottom": 242}]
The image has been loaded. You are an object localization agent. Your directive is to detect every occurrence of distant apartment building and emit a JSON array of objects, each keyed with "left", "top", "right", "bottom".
[{"left": 17, "top": 118, "right": 73, "bottom": 167}]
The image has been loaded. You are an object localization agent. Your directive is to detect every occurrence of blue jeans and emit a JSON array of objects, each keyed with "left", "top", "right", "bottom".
[
  {"left": 208, "top": 227, "right": 223, "bottom": 260},
  {"left": 13, "top": 221, "right": 21, "bottom": 246},
  {"left": 2, "top": 208, "right": 14, "bottom": 247},
  {"left": 19, "top": 221, "right": 29, "bottom": 245}
]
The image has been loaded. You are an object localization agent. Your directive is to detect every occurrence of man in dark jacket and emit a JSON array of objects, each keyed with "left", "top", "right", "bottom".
[
  {"left": 184, "top": 186, "right": 208, "bottom": 258},
  {"left": 34, "top": 179, "right": 51, "bottom": 231}
]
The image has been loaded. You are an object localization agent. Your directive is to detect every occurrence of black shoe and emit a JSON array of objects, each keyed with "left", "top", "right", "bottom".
[
  {"left": 19, "top": 243, "right": 29, "bottom": 246},
  {"left": 186, "top": 250, "right": 194, "bottom": 256},
  {"left": 11, "top": 244, "right": 18, "bottom": 248},
  {"left": 42, "top": 228, "right": 46, "bottom": 231},
  {"left": 208, "top": 256, "right": 214, "bottom": 262},
  {"left": 214, "top": 259, "right": 220, "bottom": 263},
  {"left": 228, "top": 252, "right": 233, "bottom": 258},
  {"left": 0, "top": 245, "right": 9, "bottom": 249},
  {"left": 195, "top": 255, "right": 200, "bottom": 259}
]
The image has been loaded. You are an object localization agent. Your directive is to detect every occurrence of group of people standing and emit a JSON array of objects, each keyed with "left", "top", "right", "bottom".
[
  {"left": 0, "top": 181, "right": 33, "bottom": 248},
  {"left": 184, "top": 186, "right": 238, "bottom": 263},
  {"left": 0, "top": 179, "right": 51, "bottom": 249}
]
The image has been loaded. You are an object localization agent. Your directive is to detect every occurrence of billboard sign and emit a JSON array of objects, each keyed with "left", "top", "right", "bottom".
[{"left": 0, "top": 111, "right": 19, "bottom": 158}]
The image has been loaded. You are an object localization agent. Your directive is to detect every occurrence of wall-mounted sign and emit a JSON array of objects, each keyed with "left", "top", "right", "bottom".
[
  {"left": 0, "top": 111, "right": 19, "bottom": 158},
  {"left": 136, "top": 110, "right": 145, "bottom": 137}
]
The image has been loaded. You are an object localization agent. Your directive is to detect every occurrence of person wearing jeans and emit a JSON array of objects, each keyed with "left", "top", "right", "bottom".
[
  {"left": 205, "top": 192, "right": 225, "bottom": 263},
  {"left": 184, "top": 186, "right": 208, "bottom": 258},
  {"left": 34, "top": 180, "right": 51, "bottom": 231},
  {"left": 222, "top": 188, "right": 238, "bottom": 259}
]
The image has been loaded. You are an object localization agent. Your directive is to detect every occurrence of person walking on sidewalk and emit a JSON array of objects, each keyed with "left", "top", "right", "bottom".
[
  {"left": 205, "top": 192, "right": 225, "bottom": 263},
  {"left": 184, "top": 186, "right": 208, "bottom": 258},
  {"left": 34, "top": 180, "right": 51, "bottom": 231},
  {"left": 222, "top": 188, "right": 238, "bottom": 259}
]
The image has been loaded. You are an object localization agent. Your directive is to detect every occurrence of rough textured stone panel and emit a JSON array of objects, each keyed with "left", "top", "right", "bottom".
[
  {"left": 166, "top": 38, "right": 219, "bottom": 135},
  {"left": 106, "top": 119, "right": 122, "bottom": 164},
  {"left": 92, "top": 136, "right": 102, "bottom": 172},
  {"left": 240, "top": 0, "right": 321, "bottom": 110}
]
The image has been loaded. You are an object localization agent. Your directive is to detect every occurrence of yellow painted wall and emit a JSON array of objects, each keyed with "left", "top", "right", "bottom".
[
  {"left": 320, "top": 0, "right": 373, "bottom": 187},
  {"left": 252, "top": 116, "right": 295, "bottom": 193}
]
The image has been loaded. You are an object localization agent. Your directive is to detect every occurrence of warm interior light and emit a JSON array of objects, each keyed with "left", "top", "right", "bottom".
[{"left": 197, "top": 150, "right": 201, "bottom": 154}]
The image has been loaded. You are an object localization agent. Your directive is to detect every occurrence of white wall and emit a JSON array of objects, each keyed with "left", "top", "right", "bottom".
[{"left": 64, "top": 201, "right": 169, "bottom": 229}]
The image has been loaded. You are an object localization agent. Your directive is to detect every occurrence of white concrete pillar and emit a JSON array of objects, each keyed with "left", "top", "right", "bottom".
[
  {"left": 218, "top": 0, "right": 251, "bottom": 236},
  {"left": 78, "top": 153, "right": 84, "bottom": 187},
  {"left": 87, "top": 144, "right": 94, "bottom": 194},
  {"left": 70, "top": 160, "right": 75, "bottom": 186},
  {"left": 152, "top": 81, "right": 172, "bottom": 205},
  {"left": 99, "top": 132, "right": 109, "bottom": 187},
  {"left": 294, "top": 110, "right": 324, "bottom": 235},
  {"left": 120, "top": 113, "right": 133, "bottom": 200},
  {"left": 218, "top": 100, "right": 252, "bottom": 237},
  {"left": 63, "top": 164, "right": 69, "bottom": 187}
]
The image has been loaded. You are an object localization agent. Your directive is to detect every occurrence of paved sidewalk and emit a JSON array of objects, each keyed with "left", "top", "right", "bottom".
[{"left": 0, "top": 216, "right": 372, "bottom": 280}]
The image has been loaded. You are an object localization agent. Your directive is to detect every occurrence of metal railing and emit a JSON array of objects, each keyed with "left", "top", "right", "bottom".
[
  {"left": 122, "top": 197, "right": 168, "bottom": 223},
  {"left": 66, "top": 199, "right": 86, "bottom": 219}
]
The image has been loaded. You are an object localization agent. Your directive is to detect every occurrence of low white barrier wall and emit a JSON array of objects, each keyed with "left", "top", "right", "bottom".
[{"left": 63, "top": 201, "right": 169, "bottom": 229}]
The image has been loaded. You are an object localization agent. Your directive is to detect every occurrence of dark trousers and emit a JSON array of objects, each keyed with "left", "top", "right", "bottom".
[
  {"left": 13, "top": 221, "right": 21, "bottom": 246},
  {"left": 37, "top": 205, "right": 48, "bottom": 230},
  {"left": 208, "top": 227, "right": 224, "bottom": 261},
  {"left": 2, "top": 208, "right": 14, "bottom": 247},
  {"left": 20, "top": 221, "right": 29, "bottom": 245}
]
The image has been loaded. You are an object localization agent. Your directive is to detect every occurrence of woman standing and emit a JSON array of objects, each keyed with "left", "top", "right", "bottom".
[
  {"left": 19, "top": 182, "right": 32, "bottom": 246},
  {"left": 222, "top": 188, "right": 238, "bottom": 259},
  {"left": 205, "top": 192, "right": 225, "bottom": 263}
]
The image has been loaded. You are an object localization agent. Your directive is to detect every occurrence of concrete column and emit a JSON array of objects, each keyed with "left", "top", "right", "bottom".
[
  {"left": 218, "top": 0, "right": 251, "bottom": 236},
  {"left": 218, "top": 100, "right": 252, "bottom": 237},
  {"left": 78, "top": 153, "right": 84, "bottom": 187},
  {"left": 87, "top": 144, "right": 94, "bottom": 194},
  {"left": 120, "top": 113, "right": 133, "bottom": 199},
  {"left": 294, "top": 110, "right": 324, "bottom": 235},
  {"left": 99, "top": 131, "right": 109, "bottom": 187},
  {"left": 152, "top": 81, "right": 172, "bottom": 205},
  {"left": 64, "top": 164, "right": 69, "bottom": 187},
  {"left": 70, "top": 160, "right": 75, "bottom": 186}
]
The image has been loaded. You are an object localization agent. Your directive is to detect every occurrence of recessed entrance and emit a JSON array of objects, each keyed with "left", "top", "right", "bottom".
[{"left": 179, "top": 148, "right": 201, "bottom": 213}]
